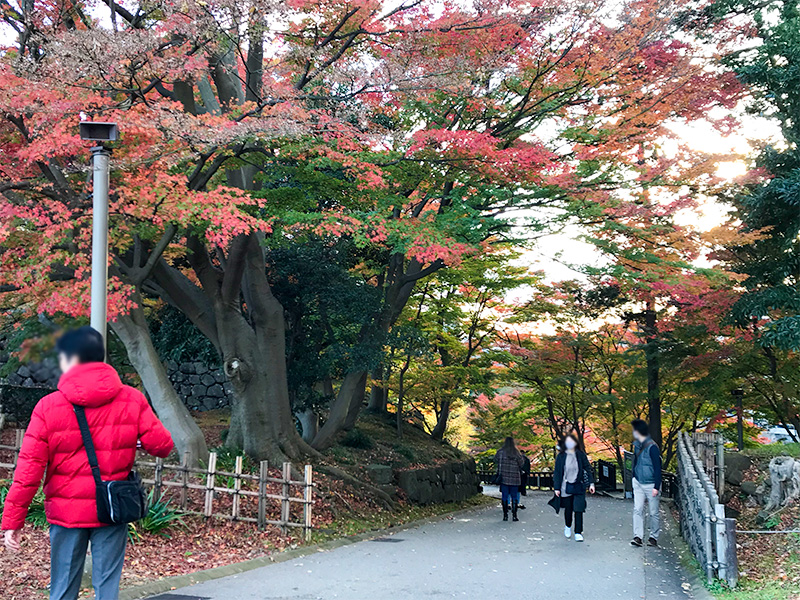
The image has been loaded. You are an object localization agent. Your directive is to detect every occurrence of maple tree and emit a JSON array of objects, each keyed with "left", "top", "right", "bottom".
[
  {"left": 0, "top": 0, "right": 741, "bottom": 464},
  {"left": 387, "top": 248, "right": 531, "bottom": 439}
]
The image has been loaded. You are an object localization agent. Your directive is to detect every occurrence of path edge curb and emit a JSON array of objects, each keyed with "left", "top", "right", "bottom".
[
  {"left": 659, "top": 500, "right": 715, "bottom": 600},
  {"left": 118, "top": 500, "right": 493, "bottom": 600}
]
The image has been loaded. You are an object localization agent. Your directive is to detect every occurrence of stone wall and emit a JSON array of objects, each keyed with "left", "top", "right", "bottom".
[
  {"left": 165, "top": 361, "right": 233, "bottom": 411},
  {"left": 0, "top": 355, "right": 60, "bottom": 388},
  {"left": 0, "top": 353, "right": 232, "bottom": 414},
  {"left": 393, "top": 458, "right": 481, "bottom": 505}
]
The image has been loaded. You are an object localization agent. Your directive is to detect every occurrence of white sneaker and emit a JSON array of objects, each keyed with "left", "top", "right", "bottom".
[
  {"left": 575, "top": 533, "right": 584, "bottom": 542},
  {"left": 564, "top": 526, "right": 572, "bottom": 538}
]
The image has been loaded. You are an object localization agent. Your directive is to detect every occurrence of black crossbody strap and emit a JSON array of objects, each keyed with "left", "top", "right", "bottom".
[{"left": 73, "top": 406, "right": 103, "bottom": 486}]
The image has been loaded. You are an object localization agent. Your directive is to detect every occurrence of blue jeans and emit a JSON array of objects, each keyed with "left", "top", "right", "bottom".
[
  {"left": 500, "top": 484, "right": 520, "bottom": 504},
  {"left": 50, "top": 523, "right": 128, "bottom": 600}
]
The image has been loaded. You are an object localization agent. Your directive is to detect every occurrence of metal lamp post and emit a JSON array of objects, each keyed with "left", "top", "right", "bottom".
[
  {"left": 79, "top": 122, "right": 118, "bottom": 346},
  {"left": 732, "top": 388, "right": 744, "bottom": 451}
]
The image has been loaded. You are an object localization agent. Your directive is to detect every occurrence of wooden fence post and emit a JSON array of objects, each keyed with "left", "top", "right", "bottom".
[
  {"left": 257, "top": 460, "right": 268, "bottom": 531},
  {"left": 303, "top": 465, "right": 313, "bottom": 542},
  {"left": 180, "top": 451, "right": 192, "bottom": 510},
  {"left": 232, "top": 455, "right": 243, "bottom": 520},
  {"left": 204, "top": 452, "right": 217, "bottom": 517},
  {"left": 281, "top": 462, "right": 291, "bottom": 535},
  {"left": 13, "top": 429, "right": 24, "bottom": 466},
  {"left": 153, "top": 457, "right": 163, "bottom": 499},
  {"left": 725, "top": 518, "right": 739, "bottom": 588},
  {"left": 716, "top": 436, "right": 725, "bottom": 499}
]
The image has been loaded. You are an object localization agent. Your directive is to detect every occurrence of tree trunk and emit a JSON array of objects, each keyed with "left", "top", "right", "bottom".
[
  {"left": 312, "top": 370, "right": 367, "bottom": 450},
  {"left": 111, "top": 305, "right": 208, "bottom": 465},
  {"left": 344, "top": 372, "right": 368, "bottom": 430},
  {"left": 644, "top": 305, "right": 662, "bottom": 449},
  {"left": 298, "top": 408, "right": 318, "bottom": 443},
  {"left": 216, "top": 294, "right": 310, "bottom": 463},
  {"left": 396, "top": 354, "right": 412, "bottom": 437},
  {"left": 367, "top": 366, "right": 387, "bottom": 413},
  {"left": 430, "top": 399, "right": 450, "bottom": 441}
]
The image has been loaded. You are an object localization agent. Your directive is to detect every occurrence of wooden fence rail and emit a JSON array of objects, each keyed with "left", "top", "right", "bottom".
[{"left": 0, "top": 430, "right": 314, "bottom": 541}]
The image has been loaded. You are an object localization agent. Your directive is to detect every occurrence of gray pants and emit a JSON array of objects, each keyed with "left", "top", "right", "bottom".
[
  {"left": 50, "top": 523, "right": 128, "bottom": 600},
  {"left": 632, "top": 478, "right": 660, "bottom": 540}
]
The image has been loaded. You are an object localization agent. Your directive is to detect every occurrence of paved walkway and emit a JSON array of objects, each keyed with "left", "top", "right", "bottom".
[{"left": 149, "top": 492, "right": 703, "bottom": 600}]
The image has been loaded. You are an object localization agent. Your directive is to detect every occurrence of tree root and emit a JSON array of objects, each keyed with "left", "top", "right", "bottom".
[{"left": 316, "top": 464, "right": 396, "bottom": 511}]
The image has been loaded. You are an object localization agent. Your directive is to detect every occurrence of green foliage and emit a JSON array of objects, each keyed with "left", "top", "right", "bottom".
[
  {"left": 744, "top": 443, "right": 800, "bottom": 458},
  {"left": 0, "top": 480, "right": 47, "bottom": 528},
  {"left": 341, "top": 428, "right": 374, "bottom": 450},
  {"left": 128, "top": 489, "right": 185, "bottom": 543},
  {"left": 704, "top": 0, "right": 800, "bottom": 351},
  {"left": 266, "top": 240, "right": 384, "bottom": 413},
  {"left": 149, "top": 305, "right": 218, "bottom": 365}
]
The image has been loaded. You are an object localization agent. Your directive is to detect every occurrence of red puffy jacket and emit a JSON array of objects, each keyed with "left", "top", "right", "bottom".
[{"left": 1, "top": 362, "right": 174, "bottom": 530}]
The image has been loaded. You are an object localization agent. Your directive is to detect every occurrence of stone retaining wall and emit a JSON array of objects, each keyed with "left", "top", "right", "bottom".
[
  {"left": 394, "top": 458, "right": 481, "bottom": 505},
  {"left": 0, "top": 354, "right": 232, "bottom": 414},
  {"left": 164, "top": 361, "right": 233, "bottom": 411}
]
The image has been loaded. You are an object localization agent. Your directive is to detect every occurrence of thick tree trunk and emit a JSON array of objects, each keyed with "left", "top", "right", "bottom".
[
  {"left": 431, "top": 400, "right": 451, "bottom": 441},
  {"left": 367, "top": 366, "right": 387, "bottom": 413},
  {"left": 644, "top": 305, "right": 662, "bottom": 449},
  {"left": 344, "top": 372, "right": 368, "bottom": 430},
  {"left": 111, "top": 305, "right": 208, "bottom": 465},
  {"left": 312, "top": 370, "right": 367, "bottom": 450},
  {"left": 216, "top": 294, "right": 309, "bottom": 463}
]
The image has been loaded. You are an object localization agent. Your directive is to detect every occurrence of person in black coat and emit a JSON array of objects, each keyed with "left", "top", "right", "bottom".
[{"left": 552, "top": 434, "right": 596, "bottom": 542}]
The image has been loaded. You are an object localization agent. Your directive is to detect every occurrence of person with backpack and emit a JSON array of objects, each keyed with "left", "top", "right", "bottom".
[
  {"left": 494, "top": 436, "right": 525, "bottom": 522},
  {"left": 552, "top": 434, "right": 595, "bottom": 542},
  {"left": 2, "top": 327, "right": 174, "bottom": 600},
  {"left": 630, "top": 419, "right": 663, "bottom": 548}
]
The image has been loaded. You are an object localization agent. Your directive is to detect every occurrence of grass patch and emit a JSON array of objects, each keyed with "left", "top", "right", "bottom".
[
  {"left": 743, "top": 443, "right": 800, "bottom": 459},
  {"left": 709, "top": 581, "right": 800, "bottom": 600},
  {"left": 312, "top": 494, "right": 494, "bottom": 542},
  {"left": 341, "top": 428, "right": 374, "bottom": 450}
]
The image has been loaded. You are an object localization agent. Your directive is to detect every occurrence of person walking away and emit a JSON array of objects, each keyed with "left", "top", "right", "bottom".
[
  {"left": 2, "top": 327, "right": 174, "bottom": 600},
  {"left": 630, "top": 419, "right": 662, "bottom": 547},
  {"left": 553, "top": 434, "right": 595, "bottom": 542},
  {"left": 518, "top": 452, "right": 531, "bottom": 510},
  {"left": 494, "top": 437, "right": 525, "bottom": 521}
]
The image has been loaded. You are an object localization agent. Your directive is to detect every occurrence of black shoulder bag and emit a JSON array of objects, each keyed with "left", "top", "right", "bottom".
[{"left": 74, "top": 405, "right": 147, "bottom": 525}]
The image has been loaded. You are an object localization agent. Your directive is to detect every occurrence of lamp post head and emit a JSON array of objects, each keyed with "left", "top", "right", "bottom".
[
  {"left": 79, "top": 122, "right": 119, "bottom": 142},
  {"left": 732, "top": 388, "right": 744, "bottom": 398}
]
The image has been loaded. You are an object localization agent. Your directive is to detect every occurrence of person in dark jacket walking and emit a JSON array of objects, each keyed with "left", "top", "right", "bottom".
[
  {"left": 553, "top": 434, "right": 595, "bottom": 542},
  {"left": 630, "top": 419, "right": 662, "bottom": 547},
  {"left": 494, "top": 437, "right": 525, "bottom": 521},
  {"left": 2, "top": 327, "right": 174, "bottom": 600}
]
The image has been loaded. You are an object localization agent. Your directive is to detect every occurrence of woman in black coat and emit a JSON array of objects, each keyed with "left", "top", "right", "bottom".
[{"left": 552, "top": 434, "right": 596, "bottom": 542}]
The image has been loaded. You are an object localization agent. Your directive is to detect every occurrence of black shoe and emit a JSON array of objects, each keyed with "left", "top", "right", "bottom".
[
  {"left": 647, "top": 537, "right": 658, "bottom": 547},
  {"left": 631, "top": 537, "right": 643, "bottom": 547},
  {"left": 502, "top": 502, "right": 509, "bottom": 521},
  {"left": 512, "top": 501, "right": 519, "bottom": 521},
  {"left": 518, "top": 504, "right": 527, "bottom": 510}
]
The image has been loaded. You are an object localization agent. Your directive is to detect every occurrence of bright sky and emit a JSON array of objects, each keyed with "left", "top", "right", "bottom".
[{"left": 526, "top": 108, "right": 783, "bottom": 284}]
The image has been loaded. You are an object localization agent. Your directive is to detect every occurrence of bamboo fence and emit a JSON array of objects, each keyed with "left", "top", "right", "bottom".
[{"left": 0, "top": 430, "right": 314, "bottom": 540}]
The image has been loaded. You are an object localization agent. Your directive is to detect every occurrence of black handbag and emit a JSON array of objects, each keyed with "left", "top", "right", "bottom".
[
  {"left": 566, "top": 481, "right": 584, "bottom": 495},
  {"left": 74, "top": 406, "right": 147, "bottom": 525}
]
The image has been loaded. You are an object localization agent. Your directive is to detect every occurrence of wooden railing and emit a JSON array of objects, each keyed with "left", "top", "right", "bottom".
[{"left": 0, "top": 430, "right": 314, "bottom": 540}]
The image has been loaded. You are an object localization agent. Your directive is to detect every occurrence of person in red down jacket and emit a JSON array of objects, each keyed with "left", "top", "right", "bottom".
[{"left": 2, "top": 326, "right": 174, "bottom": 600}]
